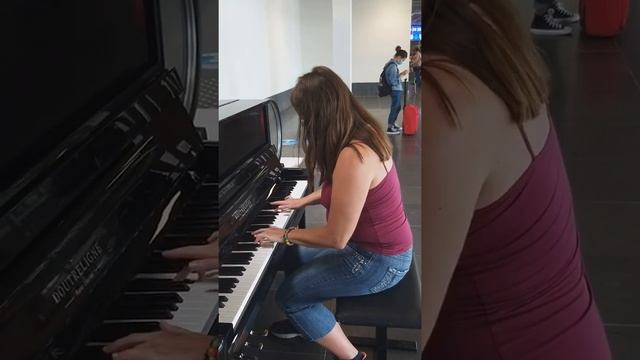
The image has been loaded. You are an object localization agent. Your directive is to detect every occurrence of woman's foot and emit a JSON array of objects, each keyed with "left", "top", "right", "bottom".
[
  {"left": 269, "top": 319, "right": 303, "bottom": 339},
  {"left": 335, "top": 351, "right": 367, "bottom": 360}
]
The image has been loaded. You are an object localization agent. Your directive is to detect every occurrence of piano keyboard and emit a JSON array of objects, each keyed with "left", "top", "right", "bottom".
[
  {"left": 83, "top": 182, "right": 219, "bottom": 351},
  {"left": 218, "top": 179, "right": 307, "bottom": 328}
]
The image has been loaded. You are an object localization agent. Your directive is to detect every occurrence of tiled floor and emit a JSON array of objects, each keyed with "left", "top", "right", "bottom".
[
  {"left": 252, "top": 87, "right": 422, "bottom": 360},
  {"left": 517, "top": 0, "right": 640, "bottom": 358}
]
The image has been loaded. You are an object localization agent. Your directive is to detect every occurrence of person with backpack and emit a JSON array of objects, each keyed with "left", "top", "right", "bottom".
[
  {"left": 384, "top": 46, "right": 408, "bottom": 135},
  {"left": 530, "top": 0, "right": 580, "bottom": 35}
]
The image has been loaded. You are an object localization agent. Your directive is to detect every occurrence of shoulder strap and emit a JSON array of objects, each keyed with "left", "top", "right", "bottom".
[{"left": 516, "top": 122, "right": 535, "bottom": 161}]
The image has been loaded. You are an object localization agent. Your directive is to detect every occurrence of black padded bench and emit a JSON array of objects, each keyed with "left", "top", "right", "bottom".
[{"left": 335, "top": 254, "right": 421, "bottom": 360}]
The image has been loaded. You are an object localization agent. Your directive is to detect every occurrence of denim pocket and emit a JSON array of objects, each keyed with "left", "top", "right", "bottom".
[
  {"left": 343, "top": 244, "right": 373, "bottom": 276},
  {"left": 369, "top": 266, "right": 409, "bottom": 294}
]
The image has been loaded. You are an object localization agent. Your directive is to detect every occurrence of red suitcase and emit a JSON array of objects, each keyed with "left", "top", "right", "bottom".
[
  {"left": 403, "top": 105, "right": 419, "bottom": 136},
  {"left": 581, "top": 0, "right": 629, "bottom": 37},
  {"left": 401, "top": 79, "right": 419, "bottom": 135}
]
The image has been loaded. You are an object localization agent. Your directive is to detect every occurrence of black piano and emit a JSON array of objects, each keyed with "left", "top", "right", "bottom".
[
  {"left": 1, "top": 1, "right": 220, "bottom": 358},
  {"left": 216, "top": 100, "right": 309, "bottom": 359}
]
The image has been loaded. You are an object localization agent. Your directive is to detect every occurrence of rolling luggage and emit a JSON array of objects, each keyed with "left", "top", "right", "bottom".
[
  {"left": 402, "top": 79, "right": 419, "bottom": 136},
  {"left": 580, "top": 0, "right": 629, "bottom": 37}
]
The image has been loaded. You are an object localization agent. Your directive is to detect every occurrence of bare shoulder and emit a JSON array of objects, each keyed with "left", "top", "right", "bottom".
[
  {"left": 338, "top": 142, "right": 377, "bottom": 165},
  {"left": 424, "top": 62, "right": 508, "bottom": 158}
]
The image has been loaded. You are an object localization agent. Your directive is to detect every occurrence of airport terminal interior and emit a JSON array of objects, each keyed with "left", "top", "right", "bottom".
[{"left": 1, "top": 0, "right": 640, "bottom": 359}]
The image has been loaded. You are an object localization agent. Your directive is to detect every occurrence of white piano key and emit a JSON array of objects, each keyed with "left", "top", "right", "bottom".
[{"left": 218, "top": 180, "right": 307, "bottom": 329}]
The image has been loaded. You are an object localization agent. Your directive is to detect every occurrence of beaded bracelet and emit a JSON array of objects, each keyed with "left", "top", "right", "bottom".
[
  {"left": 204, "top": 336, "right": 219, "bottom": 360},
  {"left": 283, "top": 227, "right": 297, "bottom": 246}
]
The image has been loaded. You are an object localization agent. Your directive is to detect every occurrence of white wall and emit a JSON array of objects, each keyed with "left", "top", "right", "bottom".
[
  {"left": 220, "top": 0, "right": 352, "bottom": 100},
  {"left": 219, "top": 0, "right": 303, "bottom": 100},
  {"left": 352, "top": 0, "right": 412, "bottom": 83},
  {"left": 300, "top": 1, "right": 333, "bottom": 74},
  {"left": 332, "top": 0, "right": 352, "bottom": 87}
]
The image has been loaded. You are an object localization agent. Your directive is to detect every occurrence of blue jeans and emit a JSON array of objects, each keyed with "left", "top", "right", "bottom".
[
  {"left": 276, "top": 243, "right": 413, "bottom": 341},
  {"left": 387, "top": 90, "right": 403, "bottom": 127}
]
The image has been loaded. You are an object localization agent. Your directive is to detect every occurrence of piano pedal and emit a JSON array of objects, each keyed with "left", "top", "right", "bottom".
[{"left": 249, "top": 329, "right": 269, "bottom": 337}]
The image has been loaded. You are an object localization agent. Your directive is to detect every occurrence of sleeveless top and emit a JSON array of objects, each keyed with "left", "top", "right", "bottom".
[
  {"left": 320, "top": 163, "right": 412, "bottom": 255},
  {"left": 423, "top": 120, "right": 611, "bottom": 359}
]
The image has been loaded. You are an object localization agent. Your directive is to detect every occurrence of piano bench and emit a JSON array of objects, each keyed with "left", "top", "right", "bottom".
[{"left": 335, "top": 254, "right": 421, "bottom": 360}]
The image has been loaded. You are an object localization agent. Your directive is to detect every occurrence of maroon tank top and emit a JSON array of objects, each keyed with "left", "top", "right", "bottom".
[
  {"left": 320, "top": 163, "right": 412, "bottom": 255},
  {"left": 423, "top": 121, "right": 611, "bottom": 359}
]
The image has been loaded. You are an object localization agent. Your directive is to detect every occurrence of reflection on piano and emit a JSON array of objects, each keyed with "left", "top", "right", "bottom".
[
  {"left": 216, "top": 101, "right": 308, "bottom": 359},
  {"left": 0, "top": 69, "right": 220, "bottom": 360}
]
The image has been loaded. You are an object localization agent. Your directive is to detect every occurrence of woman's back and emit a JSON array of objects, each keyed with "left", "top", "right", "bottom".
[{"left": 421, "top": 69, "right": 610, "bottom": 359}]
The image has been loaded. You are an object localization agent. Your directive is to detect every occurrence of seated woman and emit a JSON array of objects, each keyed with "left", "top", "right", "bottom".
[
  {"left": 252, "top": 66, "right": 413, "bottom": 360},
  {"left": 103, "top": 66, "right": 413, "bottom": 360},
  {"left": 420, "top": 1, "right": 611, "bottom": 359}
]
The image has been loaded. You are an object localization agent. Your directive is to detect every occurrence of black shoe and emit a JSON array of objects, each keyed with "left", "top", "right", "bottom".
[
  {"left": 269, "top": 319, "right": 303, "bottom": 339},
  {"left": 333, "top": 351, "right": 367, "bottom": 360},
  {"left": 551, "top": 1, "right": 580, "bottom": 23},
  {"left": 530, "top": 9, "right": 573, "bottom": 36},
  {"left": 392, "top": 123, "right": 403, "bottom": 131},
  {"left": 386, "top": 126, "right": 401, "bottom": 135}
]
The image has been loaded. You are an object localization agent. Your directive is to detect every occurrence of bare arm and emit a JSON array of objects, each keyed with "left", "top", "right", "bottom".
[
  {"left": 420, "top": 70, "right": 492, "bottom": 347},
  {"left": 254, "top": 145, "right": 375, "bottom": 249},
  {"left": 301, "top": 188, "right": 322, "bottom": 206}
]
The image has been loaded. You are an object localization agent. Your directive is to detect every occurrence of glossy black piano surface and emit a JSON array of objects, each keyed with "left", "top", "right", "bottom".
[
  {"left": 216, "top": 100, "right": 309, "bottom": 359},
  {"left": 0, "top": 68, "right": 221, "bottom": 360}
]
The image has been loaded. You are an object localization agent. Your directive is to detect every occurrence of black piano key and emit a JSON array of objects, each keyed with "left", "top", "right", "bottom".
[
  {"left": 106, "top": 309, "right": 174, "bottom": 320},
  {"left": 220, "top": 277, "right": 239, "bottom": 285},
  {"left": 219, "top": 278, "right": 237, "bottom": 291},
  {"left": 218, "top": 285, "right": 235, "bottom": 294},
  {"left": 112, "top": 302, "right": 179, "bottom": 313},
  {"left": 221, "top": 257, "right": 251, "bottom": 265},
  {"left": 226, "top": 253, "right": 253, "bottom": 261},
  {"left": 90, "top": 322, "right": 161, "bottom": 343},
  {"left": 119, "top": 293, "right": 184, "bottom": 305},
  {"left": 219, "top": 296, "right": 229, "bottom": 303},
  {"left": 232, "top": 243, "right": 259, "bottom": 251},
  {"left": 220, "top": 302, "right": 225, "bottom": 308},
  {"left": 252, "top": 215, "right": 277, "bottom": 223},
  {"left": 219, "top": 266, "right": 245, "bottom": 276},
  {"left": 126, "top": 279, "right": 191, "bottom": 292}
]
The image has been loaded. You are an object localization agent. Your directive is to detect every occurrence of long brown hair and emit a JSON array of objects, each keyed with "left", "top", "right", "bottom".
[
  {"left": 423, "top": 0, "right": 549, "bottom": 124},
  {"left": 290, "top": 66, "right": 392, "bottom": 188}
]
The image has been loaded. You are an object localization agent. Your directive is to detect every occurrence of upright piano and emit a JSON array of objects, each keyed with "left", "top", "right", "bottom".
[
  {"left": 0, "top": 67, "right": 221, "bottom": 359},
  {"left": 215, "top": 100, "right": 309, "bottom": 359}
]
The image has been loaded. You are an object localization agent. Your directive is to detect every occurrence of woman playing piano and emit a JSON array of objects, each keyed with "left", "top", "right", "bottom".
[
  {"left": 103, "top": 67, "right": 413, "bottom": 360},
  {"left": 251, "top": 66, "right": 413, "bottom": 360}
]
